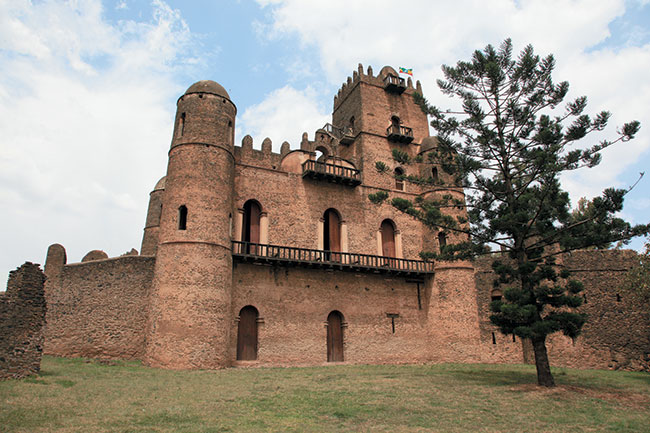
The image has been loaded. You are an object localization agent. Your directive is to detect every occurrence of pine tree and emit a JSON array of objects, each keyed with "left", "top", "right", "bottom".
[{"left": 374, "top": 39, "right": 648, "bottom": 386}]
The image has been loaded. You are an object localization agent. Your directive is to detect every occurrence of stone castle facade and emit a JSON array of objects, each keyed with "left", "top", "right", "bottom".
[{"left": 39, "top": 65, "right": 649, "bottom": 371}]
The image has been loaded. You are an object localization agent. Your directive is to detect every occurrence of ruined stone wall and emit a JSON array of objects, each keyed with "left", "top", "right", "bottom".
[
  {"left": 474, "top": 250, "right": 650, "bottom": 371},
  {"left": 44, "top": 255, "right": 154, "bottom": 360},
  {"left": 231, "top": 262, "right": 480, "bottom": 366},
  {"left": 0, "top": 262, "right": 46, "bottom": 379}
]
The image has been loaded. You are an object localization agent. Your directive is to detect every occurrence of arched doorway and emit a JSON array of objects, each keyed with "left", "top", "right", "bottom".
[
  {"left": 327, "top": 310, "right": 344, "bottom": 362},
  {"left": 323, "top": 208, "right": 341, "bottom": 261},
  {"left": 237, "top": 305, "right": 259, "bottom": 361},
  {"left": 242, "top": 200, "right": 261, "bottom": 254},
  {"left": 381, "top": 219, "right": 396, "bottom": 267}
]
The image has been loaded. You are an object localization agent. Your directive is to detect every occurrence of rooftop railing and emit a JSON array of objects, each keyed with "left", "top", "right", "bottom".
[
  {"left": 321, "top": 123, "right": 355, "bottom": 145},
  {"left": 232, "top": 241, "right": 435, "bottom": 277},
  {"left": 384, "top": 74, "right": 407, "bottom": 94},
  {"left": 302, "top": 159, "right": 362, "bottom": 186}
]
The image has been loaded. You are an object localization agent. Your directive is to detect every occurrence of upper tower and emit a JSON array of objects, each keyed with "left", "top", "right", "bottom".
[
  {"left": 331, "top": 64, "right": 430, "bottom": 190},
  {"left": 145, "top": 80, "right": 237, "bottom": 369}
]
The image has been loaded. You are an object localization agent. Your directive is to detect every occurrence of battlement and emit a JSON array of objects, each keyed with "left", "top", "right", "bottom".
[{"left": 333, "top": 64, "right": 424, "bottom": 113}]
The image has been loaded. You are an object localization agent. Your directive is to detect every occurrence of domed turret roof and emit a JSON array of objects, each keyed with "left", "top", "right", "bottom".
[
  {"left": 184, "top": 80, "right": 230, "bottom": 99},
  {"left": 153, "top": 176, "right": 166, "bottom": 191},
  {"left": 379, "top": 66, "right": 399, "bottom": 77},
  {"left": 419, "top": 136, "right": 439, "bottom": 153}
]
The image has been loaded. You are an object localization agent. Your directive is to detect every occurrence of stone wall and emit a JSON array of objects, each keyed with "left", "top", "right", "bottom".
[
  {"left": 474, "top": 250, "right": 650, "bottom": 371},
  {"left": 0, "top": 262, "right": 47, "bottom": 379},
  {"left": 230, "top": 262, "right": 480, "bottom": 366},
  {"left": 44, "top": 254, "right": 154, "bottom": 360}
]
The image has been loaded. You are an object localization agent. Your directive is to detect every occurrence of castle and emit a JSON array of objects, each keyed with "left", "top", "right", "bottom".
[{"left": 38, "top": 65, "right": 649, "bottom": 371}]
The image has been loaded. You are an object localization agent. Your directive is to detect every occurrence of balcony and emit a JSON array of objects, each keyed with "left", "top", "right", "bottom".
[
  {"left": 322, "top": 123, "right": 355, "bottom": 145},
  {"left": 384, "top": 74, "right": 406, "bottom": 94},
  {"left": 302, "top": 159, "right": 362, "bottom": 186},
  {"left": 386, "top": 124, "right": 414, "bottom": 143},
  {"left": 232, "top": 241, "right": 435, "bottom": 277}
]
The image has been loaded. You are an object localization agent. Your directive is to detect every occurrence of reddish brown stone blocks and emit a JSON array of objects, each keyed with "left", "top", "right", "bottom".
[{"left": 1, "top": 262, "right": 46, "bottom": 379}]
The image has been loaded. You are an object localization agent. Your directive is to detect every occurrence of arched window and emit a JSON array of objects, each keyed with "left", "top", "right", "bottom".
[
  {"left": 243, "top": 200, "right": 261, "bottom": 253},
  {"left": 431, "top": 166, "right": 438, "bottom": 181},
  {"left": 381, "top": 219, "right": 396, "bottom": 257},
  {"left": 323, "top": 208, "right": 341, "bottom": 261},
  {"left": 391, "top": 115, "right": 400, "bottom": 129},
  {"left": 381, "top": 219, "right": 397, "bottom": 267},
  {"left": 327, "top": 310, "right": 344, "bottom": 362},
  {"left": 438, "top": 232, "right": 447, "bottom": 250},
  {"left": 178, "top": 205, "right": 187, "bottom": 230},
  {"left": 236, "top": 305, "right": 259, "bottom": 361},
  {"left": 315, "top": 146, "right": 328, "bottom": 162},
  {"left": 394, "top": 167, "right": 404, "bottom": 191}
]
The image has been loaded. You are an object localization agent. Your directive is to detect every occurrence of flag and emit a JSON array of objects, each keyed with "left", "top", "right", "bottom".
[{"left": 399, "top": 67, "right": 413, "bottom": 76}]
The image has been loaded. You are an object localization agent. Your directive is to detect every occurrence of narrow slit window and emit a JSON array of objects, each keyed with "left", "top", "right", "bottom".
[
  {"left": 177, "top": 112, "right": 186, "bottom": 138},
  {"left": 178, "top": 205, "right": 187, "bottom": 230},
  {"left": 438, "top": 232, "right": 447, "bottom": 249},
  {"left": 492, "top": 332, "right": 496, "bottom": 345}
]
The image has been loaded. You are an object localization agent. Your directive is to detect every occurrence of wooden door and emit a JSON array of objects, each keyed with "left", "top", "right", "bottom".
[
  {"left": 381, "top": 220, "right": 396, "bottom": 267},
  {"left": 243, "top": 201, "right": 261, "bottom": 254},
  {"left": 237, "top": 306, "right": 258, "bottom": 360},
  {"left": 327, "top": 311, "right": 344, "bottom": 362},
  {"left": 325, "top": 209, "right": 341, "bottom": 261}
]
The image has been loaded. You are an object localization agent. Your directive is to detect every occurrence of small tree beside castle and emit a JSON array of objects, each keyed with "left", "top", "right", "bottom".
[{"left": 372, "top": 39, "right": 648, "bottom": 387}]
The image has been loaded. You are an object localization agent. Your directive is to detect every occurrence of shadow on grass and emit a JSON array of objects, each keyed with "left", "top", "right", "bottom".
[{"left": 439, "top": 365, "right": 539, "bottom": 387}]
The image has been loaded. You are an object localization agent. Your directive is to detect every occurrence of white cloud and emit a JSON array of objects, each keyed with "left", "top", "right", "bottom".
[
  {"left": 237, "top": 85, "right": 330, "bottom": 151},
  {"left": 0, "top": 0, "right": 200, "bottom": 285},
  {"left": 256, "top": 0, "right": 650, "bottom": 239}
]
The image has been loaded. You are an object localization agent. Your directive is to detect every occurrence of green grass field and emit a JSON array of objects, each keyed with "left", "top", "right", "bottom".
[{"left": 1, "top": 356, "right": 648, "bottom": 432}]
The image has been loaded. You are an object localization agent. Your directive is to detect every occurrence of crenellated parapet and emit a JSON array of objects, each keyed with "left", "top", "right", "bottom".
[{"left": 333, "top": 63, "right": 422, "bottom": 113}]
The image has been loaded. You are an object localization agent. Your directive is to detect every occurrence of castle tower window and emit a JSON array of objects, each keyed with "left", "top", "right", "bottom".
[
  {"left": 178, "top": 205, "right": 187, "bottom": 230},
  {"left": 323, "top": 208, "right": 342, "bottom": 261},
  {"left": 236, "top": 305, "right": 259, "bottom": 361},
  {"left": 438, "top": 232, "right": 447, "bottom": 250},
  {"left": 177, "top": 112, "right": 185, "bottom": 138},
  {"left": 327, "top": 310, "right": 344, "bottom": 362},
  {"left": 491, "top": 289, "right": 502, "bottom": 302},
  {"left": 349, "top": 116, "right": 355, "bottom": 133},
  {"left": 243, "top": 200, "right": 261, "bottom": 254},
  {"left": 394, "top": 167, "right": 404, "bottom": 191},
  {"left": 432, "top": 167, "right": 439, "bottom": 181},
  {"left": 387, "top": 116, "right": 414, "bottom": 143}
]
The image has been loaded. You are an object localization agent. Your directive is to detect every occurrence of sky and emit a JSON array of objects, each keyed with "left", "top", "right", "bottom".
[{"left": 1, "top": 0, "right": 649, "bottom": 286}]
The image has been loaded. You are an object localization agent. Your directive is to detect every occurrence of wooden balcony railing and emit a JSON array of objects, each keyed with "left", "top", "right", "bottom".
[
  {"left": 232, "top": 241, "right": 435, "bottom": 276},
  {"left": 386, "top": 124, "right": 414, "bottom": 143},
  {"left": 321, "top": 123, "right": 355, "bottom": 145},
  {"left": 384, "top": 74, "right": 406, "bottom": 94},
  {"left": 302, "top": 159, "right": 362, "bottom": 186}
]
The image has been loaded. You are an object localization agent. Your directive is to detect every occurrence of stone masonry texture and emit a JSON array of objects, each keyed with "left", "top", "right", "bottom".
[
  {"left": 0, "top": 262, "right": 47, "bottom": 379},
  {"left": 31, "top": 65, "right": 650, "bottom": 371}
]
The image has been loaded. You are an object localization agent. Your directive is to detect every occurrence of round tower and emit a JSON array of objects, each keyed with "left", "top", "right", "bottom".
[
  {"left": 145, "top": 80, "right": 236, "bottom": 369},
  {"left": 140, "top": 176, "right": 166, "bottom": 256}
]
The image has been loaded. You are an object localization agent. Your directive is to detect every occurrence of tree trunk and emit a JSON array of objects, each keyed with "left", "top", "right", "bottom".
[{"left": 532, "top": 337, "right": 555, "bottom": 387}]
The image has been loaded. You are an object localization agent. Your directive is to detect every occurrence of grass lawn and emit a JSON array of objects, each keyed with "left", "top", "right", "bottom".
[{"left": 1, "top": 356, "right": 648, "bottom": 432}]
